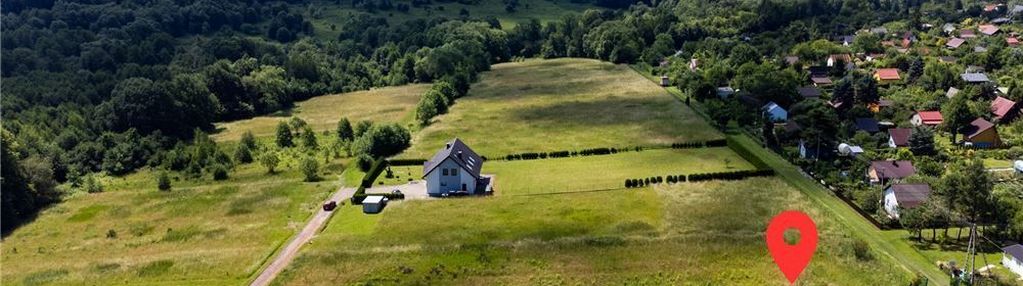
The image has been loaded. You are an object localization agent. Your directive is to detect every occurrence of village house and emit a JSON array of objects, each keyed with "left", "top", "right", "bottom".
[
  {"left": 866, "top": 160, "right": 916, "bottom": 185},
  {"left": 1003, "top": 244, "right": 1023, "bottom": 278},
  {"left": 963, "top": 118, "right": 1002, "bottom": 148},
  {"left": 978, "top": 24, "right": 1000, "bottom": 36},
  {"left": 1008, "top": 37, "right": 1020, "bottom": 47},
  {"left": 422, "top": 138, "right": 493, "bottom": 197},
  {"left": 946, "top": 87, "right": 960, "bottom": 98},
  {"left": 961, "top": 73, "right": 991, "bottom": 84},
  {"left": 946, "top": 37, "right": 966, "bottom": 49},
  {"left": 827, "top": 54, "right": 852, "bottom": 67},
  {"left": 797, "top": 86, "right": 821, "bottom": 100},
  {"left": 854, "top": 117, "right": 881, "bottom": 133},
  {"left": 882, "top": 184, "right": 933, "bottom": 219},
  {"left": 991, "top": 96, "right": 1019, "bottom": 122},
  {"left": 943, "top": 23, "right": 956, "bottom": 34},
  {"left": 763, "top": 102, "right": 787, "bottom": 122},
  {"left": 888, "top": 128, "right": 912, "bottom": 148},
  {"left": 911, "top": 111, "right": 943, "bottom": 127},
  {"left": 960, "top": 28, "right": 977, "bottom": 38},
  {"left": 717, "top": 87, "right": 735, "bottom": 99},
  {"left": 874, "top": 68, "right": 902, "bottom": 83}
]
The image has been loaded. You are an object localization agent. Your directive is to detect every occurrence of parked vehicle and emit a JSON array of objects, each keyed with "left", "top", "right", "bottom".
[{"left": 322, "top": 201, "right": 337, "bottom": 211}]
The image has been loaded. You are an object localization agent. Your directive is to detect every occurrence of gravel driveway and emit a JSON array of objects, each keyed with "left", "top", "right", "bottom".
[{"left": 366, "top": 180, "right": 430, "bottom": 200}]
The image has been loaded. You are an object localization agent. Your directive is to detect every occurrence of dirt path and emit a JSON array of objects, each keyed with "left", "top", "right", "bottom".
[{"left": 249, "top": 186, "right": 356, "bottom": 286}]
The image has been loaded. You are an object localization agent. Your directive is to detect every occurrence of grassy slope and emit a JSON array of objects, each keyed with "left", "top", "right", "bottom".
[
  {"left": 400, "top": 58, "right": 723, "bottom": 159},
  {"left": 273, "top": 178, "right": 909, "bottom": 285},
  {"left": 212, "top": 84, "right": 428, "bottom": 142},
  {"left": 305, "top": 0, "right": 596, "bottom": 39},
  {"left": 0, "top": 150, "right": 348, "bottom": 285}
]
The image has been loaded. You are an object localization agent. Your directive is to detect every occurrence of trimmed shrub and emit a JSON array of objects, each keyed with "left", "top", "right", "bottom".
[
  {"left": 157, "top": 172, "right": 171, "bottom": 191},
  {"left": 212, "top": 165, "right": 229, "bottom": 180},
  {"left": 388, "top": 158, "right": 427, "bottom": 166}
]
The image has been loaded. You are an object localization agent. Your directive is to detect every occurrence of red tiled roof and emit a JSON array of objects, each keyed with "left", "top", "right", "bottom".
[
  {"left": 876, "top": 68, "right": 901, "bottom": 80},
  {"left": 992, "top": 96, "right": 1018, "bottom": 120},
  {"left": 916, "top": 111, "right": 943, "bottom": 125},
  {"left": 979, "top": 24, "right": 1000, "bottom": 35},
  {"left": 947, "top": 38, "right": 966, "bottom": 48},
  {"left": 1008, "top": 37, "right": 1020, "bottom": 46}
]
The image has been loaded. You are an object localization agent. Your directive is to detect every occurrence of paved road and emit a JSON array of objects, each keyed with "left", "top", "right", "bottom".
[{"left": 250, "top": 186, "right": 356, "bottom": 286}]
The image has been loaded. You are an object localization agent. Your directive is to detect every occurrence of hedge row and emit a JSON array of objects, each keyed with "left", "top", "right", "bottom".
[
  {"left": 624, "top": 175, "right": 691, "bottom": 188},
  {"left": 623, "top": 170, "right": 774, "bottom": 188},
  {"left": 670, "top": 139, "right": 727, "bottom": 149},
  {"left": 503, "top": 147, "right": 626, "bottom": 161},
  {"left": 726, "top": 137, "right": 771, "bottom": 170},
  {"left": 360, "top": 159, "right": 389, "bottom": 188},
  {"left": 687, "top": 169, "right": 775, "bottom": 182},
  {"left": 388, "top": 158, "right": 428, "bottom": 166}
]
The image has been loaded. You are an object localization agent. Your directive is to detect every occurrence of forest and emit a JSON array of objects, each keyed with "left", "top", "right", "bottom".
[{"left": 3, "top": 0, "right": 1021, "bottom": 249}]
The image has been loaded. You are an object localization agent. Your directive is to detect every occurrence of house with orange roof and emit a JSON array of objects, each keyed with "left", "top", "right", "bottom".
[
  {"left": 911, "top": 111, "right": 943, "bottom": 127},
  {"left": 874, "top": 68, "right": 902, "bottom": 83}
]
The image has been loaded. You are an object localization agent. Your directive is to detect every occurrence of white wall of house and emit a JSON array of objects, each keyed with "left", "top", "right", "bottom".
[
  {"left": 425, "top": 158, "right": 477, "bottom": 196},
  {"left": 882, "top": 188, "right": 901, "bottom": 219},
  {"left": 1004, "top": 254, "right": 1023, "bottom": 278},
  {"left": 910, "top": 114, "right": 923, "bottom": 126}
]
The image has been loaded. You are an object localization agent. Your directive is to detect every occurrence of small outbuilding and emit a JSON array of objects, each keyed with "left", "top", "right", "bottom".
[
  {"left": 867, "top": 160, "right": 916, "bottom": 185},
  {"left": 763, "top": 102, "right": 788, "bottom": 122},
  {"left": 888, "top": 128, "right": 912, "bottom": 148},
  {"left": 660, "top": 75, "right": 670, "bottom": 87},
  {"left": 911, "top": 111, "right": 943, "bottom": 127},
  {"left": 991, "top": 96, "right": 1019, "bottom": 122},
  {"left": 362, "top": 196, "right": 388, "bottom": 214},
  {"left": 874, "top": 68, "right": 902, "bottom": 83},
  {"left": 946, "top": 38, "right": 966, "bottom": 49},
  {"left": 963, "top": 118, "right": 1001, "bottom": 148},
  {"left": 854, "top": 117, "right": 881, "bottom": 133},
  {"left": 883, "top": 184, "right": 933, "bottom": 219},
  {"left": 1003, "top": 244, "right": 1023, "bottom": 278},
  {"left": 961, "top": 73, "right": 991, "bottom": 84},
  {"left": 797, "top": 87, "right": 821, "bottom": 100}
]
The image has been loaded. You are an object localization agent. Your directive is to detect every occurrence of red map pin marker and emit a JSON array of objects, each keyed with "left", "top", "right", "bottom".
[{"left": 766, "top": 210, "right": 818, "bottom": 284}]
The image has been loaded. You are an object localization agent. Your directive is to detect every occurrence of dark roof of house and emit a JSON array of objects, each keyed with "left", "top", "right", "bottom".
[
  {"left": 855, "top": 117, "right": 881, "bottom": 133},
  {"left": 422, "top": 138, "right": 483, "bottom": 179},
  {"left": 871, "top": 160, "right": 916, "bottom": 179},
  {"left": 889, "top": 128, "right": 912, "bottom": 147},
  {"left": 964, "top": 118, "right": 996, "bottom": 139},
  {"left": 798, "top": 87, "right": 821, "bottom": 99},
  {"left": 1005, "top": 244, "right": 1023, "bottom": 260},
  {"left": 808, "top": 66, "right": 830, "bottom": 77},
  {"left": 812, "top": 77, "right": 833, "bottom": 85},
  {"left": 888, "top": 184, "right": 933, "bottom": 208}
]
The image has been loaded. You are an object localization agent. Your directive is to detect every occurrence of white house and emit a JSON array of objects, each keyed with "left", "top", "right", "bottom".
[
  {"left": 882, "top": 184, "right": 932, "bottom": 219},
  {"left": 422, "top": 138, "right": 492, "bottom": 197},
  {"left": 1003, "top": 244, "right": 1023, "bottom": 278},
  {"left": 362, "top": 195, "right": 387, "bottom": 214}
]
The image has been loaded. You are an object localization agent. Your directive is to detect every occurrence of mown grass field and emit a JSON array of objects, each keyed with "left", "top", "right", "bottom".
[
  {"left": 399, "top": 58, "right": 722, "bottom": 159},
  {"left": 212, "top": 84, "right": 428, "bottom": 142},
  {"left": 0, "top": 149, "right": 346, "bottom": 285},
  {"left": 273, "top": 178, "right": 910, "bottom": 285},
  {"left": 305, "top": 0, "right": 596, "bottom": 39}
]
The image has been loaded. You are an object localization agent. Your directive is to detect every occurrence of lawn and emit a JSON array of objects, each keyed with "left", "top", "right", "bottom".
[
  {"left": 485, "top": 147, "right": 755, "bottom": 195},
  {"left": 212, "top": 84, "right": 428, "bottom": 142},
  {"left": 399, "top": 58, "right": 723, "bottom": 159},
  {"left": 272, "top": 178, "right": 910, "bottom": 285},
  {"left": 0, "top": 149, "right": 347, "bottom": 285},
  {"left": 304, "top": 0, "right": 597, "bottom": 39}
]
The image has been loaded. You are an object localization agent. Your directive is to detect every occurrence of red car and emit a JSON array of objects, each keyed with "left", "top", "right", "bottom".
[{"left": 322, "top": 201, "right": 337, "bottom": 211}]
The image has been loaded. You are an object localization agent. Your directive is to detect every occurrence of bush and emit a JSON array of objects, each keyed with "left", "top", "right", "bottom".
[
  {"left": 83, "top": 175, "right": 103, "bottom": 193},
  {"left": 300, "top": 156, "right": 319, "bottom": 182},
  {"left": 106, "top": 229, "right": 117, "bottom": 239},
  {"left": 234, "top": 145, "right": 253, "bottom": 164},
  {"left": 851, "top": 239, "right": 874, "bottom": 261},
  {"left": 212, "top": 165, "right": 229, "bottom": 180},
  {"left": 157, "top": 172, "right": 171, "bottom": 191}
]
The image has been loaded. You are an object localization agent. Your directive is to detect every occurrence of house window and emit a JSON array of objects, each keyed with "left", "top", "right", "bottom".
[
  {"left": 442, "top": 169, "right": 449, "bottom": 176},
  {"left": 452, "top": 168, "right": 458, "bottom": 176}
]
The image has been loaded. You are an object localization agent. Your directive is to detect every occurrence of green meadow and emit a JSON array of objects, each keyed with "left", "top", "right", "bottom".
[
  {"left": 212, "top": 84, "right": 428, "bottom": 142},
  {"left": 0, "top": 150, "right": 346, "bottom": 285},
  {"left": 273, "top": 178, "right": 911, "bottom": 285},
  {"left": 400, "top": 58, "right": 723, "bottom": 159}
]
